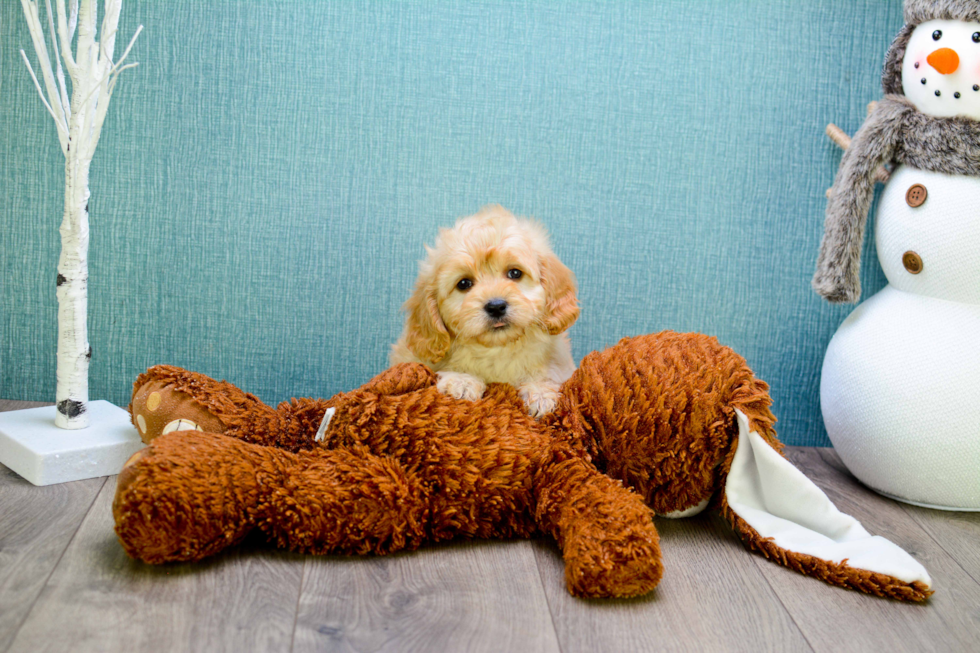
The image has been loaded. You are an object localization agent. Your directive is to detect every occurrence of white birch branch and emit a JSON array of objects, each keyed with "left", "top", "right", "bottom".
[
  {"left": 19, "top": 50, "right": 71, "bottom": 145},
  {"left": 86, "top": 24, "right": 142, "bottom": 153},
  {"left": 98, "top": 0, "right": 120, "bottom": 61},
  {"left": 79, "top": 23, "right": 140, "bottom": 108},
  {"left": 68, "top": 0, "right": 78, "bottom": 38},
  {"left": 20, "top": 0, "right": 69, "bottom": 153},
  {"left": 55, "top": 0, "right": 77, "bottom": 80},
  {"left": 20, "top": 0, "right": 142, "bottom": 429},
  {"left": 75, "top": 0, "right": 97, "bottom": 73},
  {"left": 45, "top": 0, "right": 72, "bottom": 123}
]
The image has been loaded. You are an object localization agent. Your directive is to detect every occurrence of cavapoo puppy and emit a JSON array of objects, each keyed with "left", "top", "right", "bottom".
[{"left": 391, "top": 205, "right": 579, "bottom": 417}]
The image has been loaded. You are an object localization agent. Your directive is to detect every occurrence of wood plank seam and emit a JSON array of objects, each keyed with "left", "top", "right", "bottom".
[
  {"left": 702, "top": 511, "right": 817, "bottom": 652},
  {"left": 288, "top": 559, "right": 311, "bottom": 652},
  {"left": 531, "top": 542, "right": 567, "bottom": 653},
  {"left": 897, "top": 504, "right": 980, "bottom": 589},
  {"left": 2, "top": 475, "right": 108, "bottom": 653},
  {"left": 750, "top": 554, "right": 820, "bottom": 653}
]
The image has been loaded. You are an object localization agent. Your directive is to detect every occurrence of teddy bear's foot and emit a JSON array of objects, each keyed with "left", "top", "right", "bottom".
[
  {"left": 129, "top": 366, "right": 239, "bottom": 443},
  {"left": 113, "top": 430, "right": 276, "bottom": 563}
]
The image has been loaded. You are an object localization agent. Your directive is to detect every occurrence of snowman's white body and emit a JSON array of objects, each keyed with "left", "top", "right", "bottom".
[{"left": 821, "top": 165, "right": 980, "bottom": 510}]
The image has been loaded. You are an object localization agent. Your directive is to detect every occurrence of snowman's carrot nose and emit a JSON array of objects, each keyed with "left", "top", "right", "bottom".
[{"left": 927, "top": 48, "right": 960, "bottom": 74}]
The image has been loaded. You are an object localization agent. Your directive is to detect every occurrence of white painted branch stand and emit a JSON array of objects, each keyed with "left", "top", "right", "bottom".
[
  {"left": 0, "top": 402, "right": 142, "bottom": 485},
  {"left": 0, "top": 0, "right": 144, "bottom": 485}
]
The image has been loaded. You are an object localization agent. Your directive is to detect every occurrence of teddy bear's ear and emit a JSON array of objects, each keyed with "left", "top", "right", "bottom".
[
  {"left": 402, "top": 281, "right": 452, "bottom": 363},
  {"left": 541, "top": 253, "right": 580, "bottom": 335}
]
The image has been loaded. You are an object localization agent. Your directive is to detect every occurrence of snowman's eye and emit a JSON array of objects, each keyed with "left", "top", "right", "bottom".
[
  {"left": 933, "top": 30, "right": 943, "bottom": 41},
  {"left": 973, "top": 32, "right": 980, "bottom": 43}
]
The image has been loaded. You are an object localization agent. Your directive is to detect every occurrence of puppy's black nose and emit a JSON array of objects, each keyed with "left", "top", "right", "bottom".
[{"left": 484, "top": 298, "right": 508, "bottom": 319}]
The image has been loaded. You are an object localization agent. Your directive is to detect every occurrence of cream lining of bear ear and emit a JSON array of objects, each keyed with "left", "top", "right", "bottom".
[
  {"left": 315, "top": 407, "right": 336, "bottom": 443},
  {"left": 725, "top": 410, "right": 932, "bottom": 587}
]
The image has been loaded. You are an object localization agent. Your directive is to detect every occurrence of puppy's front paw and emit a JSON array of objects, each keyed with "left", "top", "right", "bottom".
[
  {"left": 436, "top": 371, "right": 487, "bottom": 402},
  {"left": 519, "top": 382, "right": 560, "bottom": 418}
]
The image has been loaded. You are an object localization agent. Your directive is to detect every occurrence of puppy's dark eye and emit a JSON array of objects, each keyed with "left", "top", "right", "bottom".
[
  {"left": 506, "top": 269, "right": 523, "bottom": 280},
  {"left": 456, "top": 278, "right": 473, "bottom": 291},
  {"left": 933, "top": 30, "right": 943, "bottom": 41},
  {"left": 973, "top": 32, "right": 980, "bottom": 43}
]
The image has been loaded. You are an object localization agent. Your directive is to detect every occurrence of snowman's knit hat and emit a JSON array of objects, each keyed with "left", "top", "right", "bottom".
[
  {"left": 904, "top": 0, "right": 980, "bottom": 25},
  {"left": 885, "top": 1, "right": 980, "bottom": 93}
]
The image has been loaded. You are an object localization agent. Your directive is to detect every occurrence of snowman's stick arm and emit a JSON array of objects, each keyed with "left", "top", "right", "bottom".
[
  {"left": 813, "top": 96, "right": 913, "bottom": 303},
  {"left": 824, "top": 127, "right": 891, "bottom": 191},
  {"left": 826, "top": 103, "right": 891, "bottom": 191},
  {"left": 825, "top": 123, "right": 852, "bottom": 150}
]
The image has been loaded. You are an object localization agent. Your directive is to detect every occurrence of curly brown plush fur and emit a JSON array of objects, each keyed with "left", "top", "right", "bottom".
[{"left": 115, "top": 332, "right": 930, "bottom": 601}]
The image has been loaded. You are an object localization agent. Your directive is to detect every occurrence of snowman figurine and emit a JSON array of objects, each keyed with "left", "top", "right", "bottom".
[{"left": 813, "top": 0, "right": 980, "bottom": 511}]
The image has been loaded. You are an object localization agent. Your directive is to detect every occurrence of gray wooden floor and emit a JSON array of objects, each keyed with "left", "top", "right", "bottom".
[{"left": 2, "top": 399, "right": 979, "bottom": 653}]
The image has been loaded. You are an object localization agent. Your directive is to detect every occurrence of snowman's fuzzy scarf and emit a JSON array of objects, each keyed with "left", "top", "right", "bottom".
[{"left": 812, "top": 95, "right": 980, "bottom": 303}]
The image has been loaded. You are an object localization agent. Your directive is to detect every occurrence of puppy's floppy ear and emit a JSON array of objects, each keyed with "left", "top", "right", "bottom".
[
  {"left": 540, "top": 253, "right": 579, "bottom": 335},
  {"left": 402, "top": 280, "right": 452, "bottom": 363}
]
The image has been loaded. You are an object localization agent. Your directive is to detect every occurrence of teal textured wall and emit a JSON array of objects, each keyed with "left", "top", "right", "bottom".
[{"left": 0, "top": 1, "right": 900, "bottom": 446}]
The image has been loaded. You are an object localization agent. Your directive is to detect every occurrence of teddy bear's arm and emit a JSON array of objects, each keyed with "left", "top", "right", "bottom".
[
  {"left": 356, "top": 362, "right": 438, "bottom": 396},
  {"left": 533, "top": 451, "right": 663, "bottom": 598}
]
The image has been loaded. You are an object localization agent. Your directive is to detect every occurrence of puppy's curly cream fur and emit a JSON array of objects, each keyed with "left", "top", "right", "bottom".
[{"left": 391, "top": 205, "right": 579, "bottom": 417}]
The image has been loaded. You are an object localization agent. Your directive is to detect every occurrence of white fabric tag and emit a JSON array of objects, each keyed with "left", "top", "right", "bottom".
[
  {"left": 315, "top": 407, "right": 336, "bottom": 443},
  {"left": 725, "top": 410, "right": 931, "bottom": 587}
]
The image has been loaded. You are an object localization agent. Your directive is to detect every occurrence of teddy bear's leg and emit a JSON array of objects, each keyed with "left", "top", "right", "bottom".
[
  {"left": 130, "top": 364, "right": 333, "bottom": 451},
  {"left": 534, "top": 453, "right": 663, "bottom": 598},
  {"left": 114, "top": 431, "right": 429, "bottom": 564},
  {"left": 130, "top": 365, "right": 281, "bottom": 443},
  {"left": 131, "top": 363, "right": 439, "bottom": 450}
]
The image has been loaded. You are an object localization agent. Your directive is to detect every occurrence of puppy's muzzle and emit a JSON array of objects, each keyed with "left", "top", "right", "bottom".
[{"left": 484, "top": 298, "right": 508, "bottom": 321}]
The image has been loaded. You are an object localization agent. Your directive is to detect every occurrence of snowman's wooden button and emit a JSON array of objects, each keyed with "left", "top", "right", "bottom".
[
  {"left": 902, "top": 251, "right": 923, "bottom": 274},
  {"left": 906, "top": 184, "right": 928, "bottom": 207}
]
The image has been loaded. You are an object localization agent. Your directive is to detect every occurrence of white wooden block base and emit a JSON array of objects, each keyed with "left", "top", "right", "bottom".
[{"left": 0, "top": 401, "right": 144, "bottom": 486}]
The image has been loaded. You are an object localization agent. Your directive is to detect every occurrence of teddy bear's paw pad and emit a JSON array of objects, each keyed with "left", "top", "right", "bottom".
[
  {"left": 162, "top": 419, "right": 205, "bottom": 435},
  {"left": 131, "top": 378, "right": 226, "bottom": 444},
  {"left": 122, "top": 448, "right": 149, "bottom": 470},
  {"left": 435, "top": 371, "right": 486, "bottom": 401}
]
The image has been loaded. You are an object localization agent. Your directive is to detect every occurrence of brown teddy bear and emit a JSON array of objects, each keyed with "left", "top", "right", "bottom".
[{"left": 114, "top": 331, "right": 932, "bottom": 601}]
